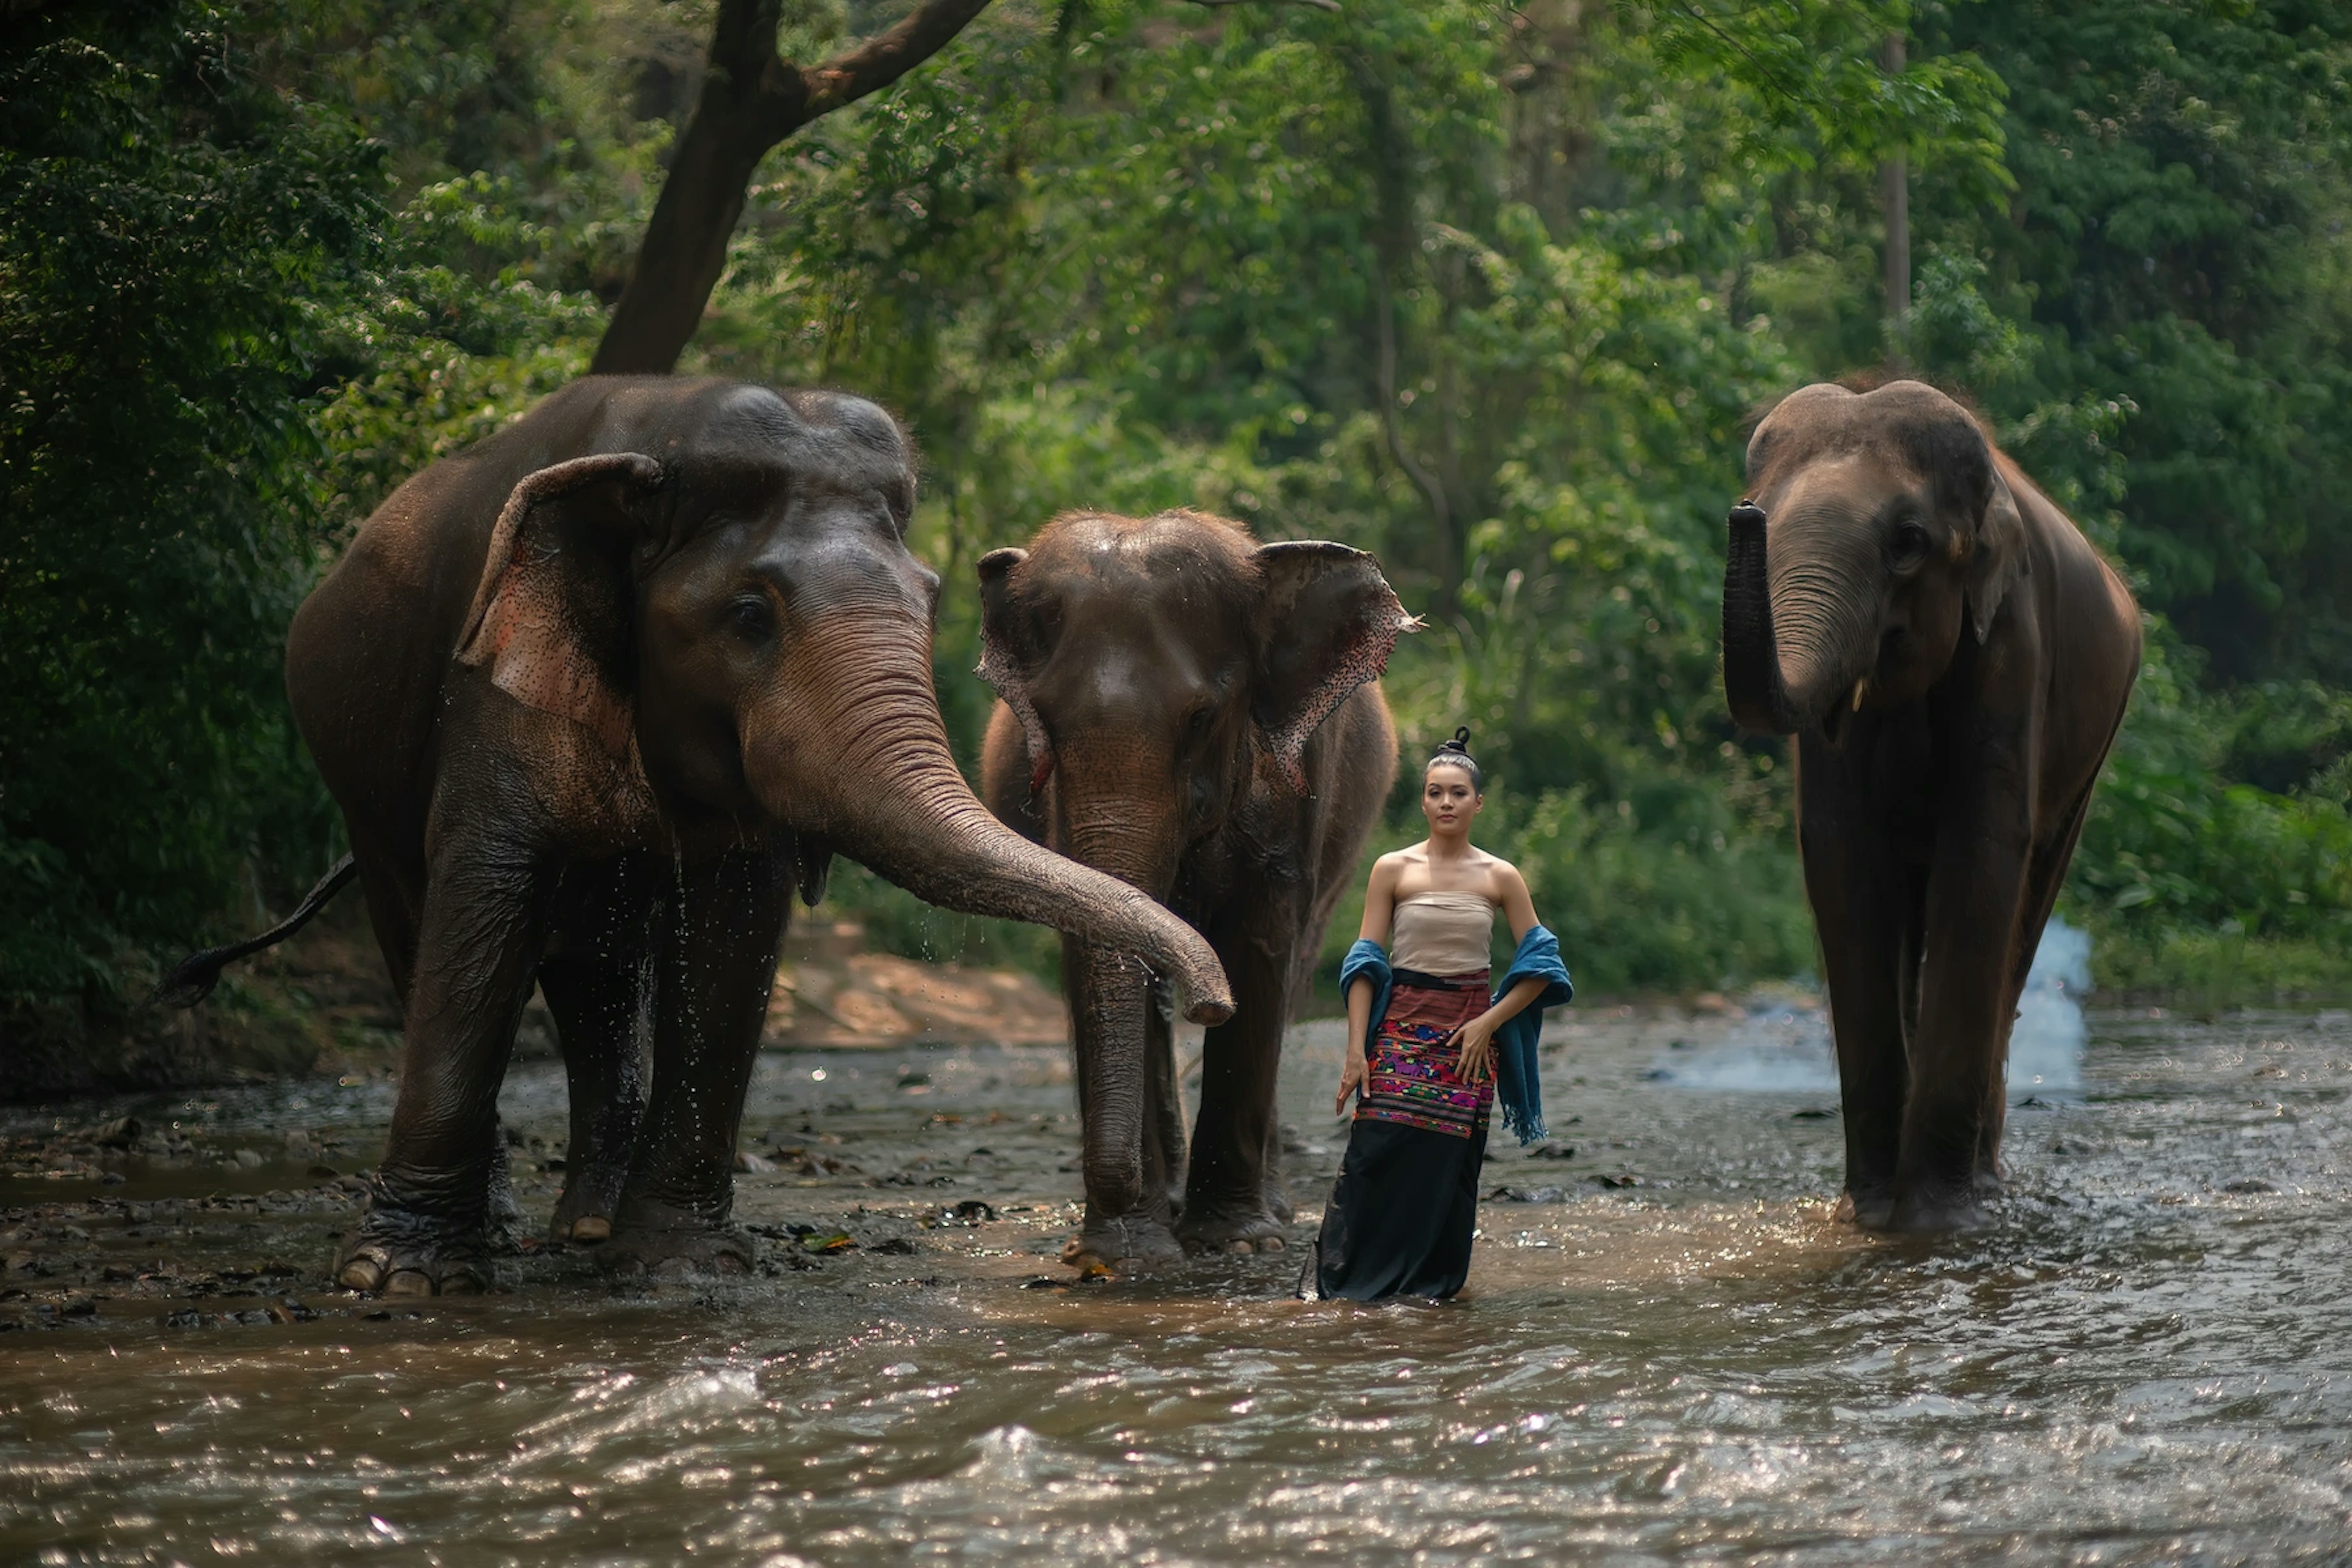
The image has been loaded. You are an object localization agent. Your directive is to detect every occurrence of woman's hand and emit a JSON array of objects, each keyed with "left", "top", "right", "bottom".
[
  {"left": 1335, "top": 1049, "right": 1367, "bottom": 1117},
  {"left": 1449, "top": 1012, "right": 1501, "bottom": 1083}
]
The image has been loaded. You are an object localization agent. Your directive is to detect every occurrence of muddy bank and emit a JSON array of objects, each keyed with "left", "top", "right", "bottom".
[{"left": 0, "top": 904, "right": 1070, "bottom": 1103}]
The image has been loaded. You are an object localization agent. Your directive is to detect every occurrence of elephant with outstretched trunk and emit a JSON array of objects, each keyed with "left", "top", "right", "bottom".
[
  {"left": 1721, "top": 380, "right": 2140, "bottom": 1231},
  {"left": 976, "top": 511, "right": 1411, "bottom": 1265},
  {"left": 167, "top": 377, "right": 1230, "bottom": 1295}
]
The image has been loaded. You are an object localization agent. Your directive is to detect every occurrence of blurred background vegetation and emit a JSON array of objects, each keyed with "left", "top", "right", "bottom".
[{"left": 4, "top": 0, "right": 2348, "bottom": 1034}]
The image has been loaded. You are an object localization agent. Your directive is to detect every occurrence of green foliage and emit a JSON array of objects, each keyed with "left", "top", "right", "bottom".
[
  {"left": 9, "top": 0, "right": 2350, "bottom": 1014},
  {"left": 0, "top": 6, "right": 384, "bottom": 997}
]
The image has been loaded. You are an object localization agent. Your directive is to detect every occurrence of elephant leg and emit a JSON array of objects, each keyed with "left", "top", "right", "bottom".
[
  {"left": 1978, "top": 775, "right": 2100, "bottom": 1186},
  {"left": 602, "top": 846, "right": 789, "bottom": 1278},
  {"left": 1894, "top": 797, "right": 2032, "bottom": 1232},
  {"left": 538, "top": 950, "right": 651, "bottom": 1245},
  {"left": 1175, "top": 934, "right": 1293, "bottom": 1254},
  {"left": 1800, "top": 761, "right": 1910, "bottom": 1230},
  {"left": 337, "top": 826, "right": 550, "bottom": 1296},
  {"left": 349, "top": 833, "right": 423, "bottom": 1011}
]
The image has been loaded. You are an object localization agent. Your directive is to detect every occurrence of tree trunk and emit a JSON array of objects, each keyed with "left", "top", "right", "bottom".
[
  {"left": 590, "top": 0, "right": 997, "bottom": 376},
  {"left": 1880, "top": 31, "right": 1910, "bottom": 356}
]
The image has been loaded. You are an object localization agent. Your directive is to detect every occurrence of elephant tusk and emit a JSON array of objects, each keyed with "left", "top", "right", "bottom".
[{"left": 1851, "top": 678, "right": 1869, "bottom": 712}]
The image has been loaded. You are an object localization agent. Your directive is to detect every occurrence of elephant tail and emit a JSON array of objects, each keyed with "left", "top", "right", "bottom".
[{"left": 149, "top": 854, "right": 360, "bottom": 1009}]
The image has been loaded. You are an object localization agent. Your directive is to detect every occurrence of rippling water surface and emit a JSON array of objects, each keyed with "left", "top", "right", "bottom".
[{"left": 6, "top": 1001, "right": 2351, "bottom": 1564}]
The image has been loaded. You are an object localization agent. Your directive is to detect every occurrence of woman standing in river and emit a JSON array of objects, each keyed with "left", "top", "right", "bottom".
[{"left": 1305, "top": 729, "right": 1575, "bottom": 1302}]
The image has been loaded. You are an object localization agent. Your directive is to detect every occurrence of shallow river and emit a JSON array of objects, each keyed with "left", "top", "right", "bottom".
[{"left": 4, "top": 996, "right": 2351, "bottom": 1564}]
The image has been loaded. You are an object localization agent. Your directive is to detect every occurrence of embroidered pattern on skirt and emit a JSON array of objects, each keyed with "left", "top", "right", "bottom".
[{"left": 1357, "top": 973, "right": 1493, "bottom": 1139}]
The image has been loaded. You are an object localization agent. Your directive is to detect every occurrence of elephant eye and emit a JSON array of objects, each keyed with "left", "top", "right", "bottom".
[
  {"left": 728, "top": 594, "right": 774, "bottom": 638},
  {"left": 1184, "top": 704, "right": 1215, "bottom": 739},
  {"left": 1889, "top": 519, "right": 1932, "bottom": 568}
]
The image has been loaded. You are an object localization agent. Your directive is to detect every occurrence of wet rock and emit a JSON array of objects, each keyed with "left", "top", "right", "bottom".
[
  {"left": 61, "top": 1294, "right": 96, "bottom": 1317},
  {"left": 1486, "top": 1185, "right": 1566, "bottom": 1204},
  {"left": 1527, "top": 1144, "right": 1577, "bottom": 1161},
  {"left": 734, "top": 1152, "right": 778, "bottom": 1175},
  {"left": 92, "top": 1117, "right": 142, "bottom": 1149},
  {"left": 161, "top": 1308, "right": 212, "bottom": 1330},
  {"left": 1790, "top": 1107, "right": 1834, "bottom": 1120},
  {"left": 232, "top": 1149, "right": 266, "bottom": 1169},
  {"left": 928, "top": 1200, "right": 997, "bottom": 1227},
  {"left": 897, "top": 1071, "right": 932, "bottom": 1088},
  {"left": 2223, "top": 1178, "right": 2277, "bottom": 1194},
  {"left": 268, "top": 1298, "right": 318, "bottom": 1324},
  {"left": 1592, "top": 1173, "right": 1646, "bottom": 1189},
  {"left": 869, "top": 1237, "right": 919, "bottom": 1255},
  {"left": 1640, "top": 1068, "right": 1674, "bottom": 1082}
]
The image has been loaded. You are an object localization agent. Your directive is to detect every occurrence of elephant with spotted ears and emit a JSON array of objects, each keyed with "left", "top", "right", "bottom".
[
  {"left": 1721, "top": 379, "right": 2141, "bottom": 1231},
  {"left": 977, "top": 510, "right": 1415, "bottom": 1266},
  {"left": 165, "top": 377, "right": 1231, "bottom": 1295}
]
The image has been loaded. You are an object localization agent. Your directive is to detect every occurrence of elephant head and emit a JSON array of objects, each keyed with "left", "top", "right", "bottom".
[
  {"left": 974, "top": 510, "right": 1410, "bottom": 1214},
  {"left": 451, "top": 382, "right": 1231, "bottom": 1023},
  {"left": 1722, "top": 379, "right": 2027, "bottom": 745}
]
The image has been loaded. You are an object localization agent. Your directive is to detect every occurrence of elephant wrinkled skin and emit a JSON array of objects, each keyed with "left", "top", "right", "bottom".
[
  {"left": 272, "top": 377, "right": 1230, "bottom": 1294},
  {"left": 1721, "top": 380, "right": 2141, "bottom": 1232},
  {"left": 976, "top": 511, "right": 1412, "bottom": 1264}
]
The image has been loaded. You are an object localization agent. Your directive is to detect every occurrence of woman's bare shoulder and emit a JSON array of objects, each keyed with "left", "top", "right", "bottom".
[{"left": 1471, "top": 848, "right": 1526, "bottom": 893}]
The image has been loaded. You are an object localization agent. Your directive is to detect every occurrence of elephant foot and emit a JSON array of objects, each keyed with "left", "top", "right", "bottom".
[
  {"left": 1067, "top": 1210, "right": 1182, "bottom": 1270},
  {"left": 549, "top": 1180, "right": 620, "bottom": 1246},
  {"left": 597, "top": 1198, "right": 753, "bottom": 1278},
  {"left": 334, "top": 1205, "right": 489, "bottom": 1297},
  {"left": 1834, "top": 1188, "right": 1896, "bottom": 1230},
  {"left": 1887, "top": 1184, "right": 1992, "bottom": 1234},
  {"left": 1264, "top": 1185, "right": 1295, "bottom": 1224},
  {"left": 1174, "top": 1200, "right": 1289, "bottom": 1256}
]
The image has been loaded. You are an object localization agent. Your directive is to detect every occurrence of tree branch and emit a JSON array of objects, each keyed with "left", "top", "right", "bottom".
[{"left": 590, "top": 0, "right": 996, "bottom": 376}]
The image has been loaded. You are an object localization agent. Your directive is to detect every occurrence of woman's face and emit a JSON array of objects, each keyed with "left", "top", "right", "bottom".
[{"left": 1422, "top": 764, "right": 1482, "bottom": 839}]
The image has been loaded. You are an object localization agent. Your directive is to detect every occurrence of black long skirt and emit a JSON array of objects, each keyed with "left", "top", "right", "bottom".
[{"left": 1306, "top": 1117, "right": 1487, "bottom": 1302}]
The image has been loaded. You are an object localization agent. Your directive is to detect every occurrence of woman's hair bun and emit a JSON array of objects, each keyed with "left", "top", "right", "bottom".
[{"left": 1425, "top": 726, "right": 1483, "bottom": 791}]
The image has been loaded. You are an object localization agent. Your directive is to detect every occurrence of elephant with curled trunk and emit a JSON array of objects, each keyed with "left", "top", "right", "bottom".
[
  {"left": 1721, "top": 380, "right": 2140, "bottom": 1231},
  {"left": 976, "top": 510, "right": 1412, "bottom": 1264},
  {"left": 227, "top": 378, "right": 1231, "bottom": 1294}
]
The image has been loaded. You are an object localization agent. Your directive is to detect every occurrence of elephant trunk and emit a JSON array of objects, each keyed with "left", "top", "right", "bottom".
[
  {"left": 1065, "top": 940, "right": 1155, "bottom": 1213},
  {"left": 753, "top": 614, "right": 1232, "bottom": 1025},
  {"left": 1054, "top": 752, "right": 1188, "bottom": 1221},
  {"left": 1721, "top": 501, "right": 1805, "bottom": 735},
  {"left": 1722, "top": 500, "right": 1880, "bottom": 736}
]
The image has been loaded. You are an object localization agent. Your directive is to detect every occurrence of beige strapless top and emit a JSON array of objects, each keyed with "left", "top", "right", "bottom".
[{"left": 1391, "top": 891, "right": 1496, "bottom": 976}]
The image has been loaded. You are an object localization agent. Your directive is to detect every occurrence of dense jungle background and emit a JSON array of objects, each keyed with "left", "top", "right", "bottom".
[{"left": 4, "top": 0, "right": 2350, "bottom": 1071}]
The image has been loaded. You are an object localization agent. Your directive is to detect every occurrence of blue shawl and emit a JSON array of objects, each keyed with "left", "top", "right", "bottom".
[{"left": 1339, "top": 924, "right": 1575, "bottom": 1144}]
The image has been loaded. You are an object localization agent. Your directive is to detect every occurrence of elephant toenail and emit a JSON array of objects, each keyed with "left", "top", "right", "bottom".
[
  {"left": 382, "top": 1270, "right": 435, "bottom": 1297},
  {"left": 336, "top": 1258, "right": 385, "bottom": 1292},
  {"left": 569, "top": 1216, "right": 611, "bottom": 1243},
  {"left": 1258, "top": 1235, "right": 1286, "bottom": 1252},
  {"left": 1226, "top": 1238, "right": 1254, "bottom": 1255},
  {"left": 437, "top": 1272, "right": 484, "bottom": 1296}
]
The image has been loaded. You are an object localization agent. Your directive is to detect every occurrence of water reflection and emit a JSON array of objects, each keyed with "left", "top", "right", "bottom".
[{"left": 1654, "top": 918, "right": 2091, "bottom": 1100}]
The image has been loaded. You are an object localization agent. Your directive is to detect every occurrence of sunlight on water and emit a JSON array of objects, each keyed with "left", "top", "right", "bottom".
[{"left": 1657, "top": 918, "right": 2091, "bottom": 1101}]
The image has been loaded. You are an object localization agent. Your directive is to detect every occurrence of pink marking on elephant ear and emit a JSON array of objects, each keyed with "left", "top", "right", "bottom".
[
  {"left": 454, "top": 452, "right": 665, "bottom": 758},
  {"left": 1252, "top": 541, "right": 1421, "bottom": 795}
]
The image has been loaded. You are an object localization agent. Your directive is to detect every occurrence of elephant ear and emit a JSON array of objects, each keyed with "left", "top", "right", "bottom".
[
  {"left": 454, "top": 453, "right": 669, "bottom": 757},
  {"left": 1966, "top": 463, "right": 2029, "bottom": 644},
  {"left": 975, "top": 546, "right": 1056, "bottom": 796},
  {"left": 1250, "top": 541, "right": 1419, "bottom": 794}
]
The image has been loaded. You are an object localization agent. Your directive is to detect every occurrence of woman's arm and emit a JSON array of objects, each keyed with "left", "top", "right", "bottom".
[
  {"left": 1335, "top": 856, "right": 1401, "bottom": 1115},
  {"left": 1336, "top": 973, "right": 1376, "bottom": 1115},
  {"left": 1453, "top": 862, "right": 1546, "bottom": 1080},
  {"left": 1357, "top": 853, "right": 1400, "bottom": 944},
  {"left": 1496, "top": 861, "right": 1539, "bottom": 946}
]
